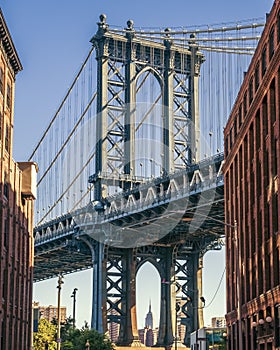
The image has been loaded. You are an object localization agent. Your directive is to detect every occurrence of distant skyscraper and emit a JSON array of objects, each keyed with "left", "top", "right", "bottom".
[
  {"left": 33, "top": 302, "right": 67, "bottom": 328},
  {"left": 211, "top": 317, "right": 226, "bottom": 328},
  {"left": 145, "top": 300, "right": 153, "bottom": 329},
  {"left": 138, "top": 301, "right": 158, "bottom": 346}
]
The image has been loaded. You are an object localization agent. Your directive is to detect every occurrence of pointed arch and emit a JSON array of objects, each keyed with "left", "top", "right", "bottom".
[{"left": 135, "top": 66, "right": 163, "bottom": 88}]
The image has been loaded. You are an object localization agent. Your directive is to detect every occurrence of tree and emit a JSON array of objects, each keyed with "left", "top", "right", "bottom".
[
  {"left": 61, "top": 327, "right": 114, "bottom": 350},
  {"left": 33, "top": 318, "right": 57, "bottom": 350},
  {"left": 34, "top": 317, "right": 115, "bottom": 350}
]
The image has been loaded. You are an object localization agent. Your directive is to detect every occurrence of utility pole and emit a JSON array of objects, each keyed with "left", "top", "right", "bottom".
[
  {"left": 57, "top": 275, "right": 64, "bottom": 350},
  {"left": 71, "top": 288, "right": 78, "bottom": 328}
]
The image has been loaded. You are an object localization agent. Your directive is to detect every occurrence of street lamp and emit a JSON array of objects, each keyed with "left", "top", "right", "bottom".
[
  {"left": 71, "top": 288, "right": 78, "bottom": 328},
  {"left": 57, "top": 274, "right": 64, "bottom": 350}
]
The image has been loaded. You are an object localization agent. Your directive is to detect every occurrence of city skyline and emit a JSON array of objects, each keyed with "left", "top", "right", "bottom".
[{"left": 0, "top": 0, "right": 272, "bottom": 332}]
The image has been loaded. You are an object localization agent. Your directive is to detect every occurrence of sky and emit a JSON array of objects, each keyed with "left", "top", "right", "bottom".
[{"left": 1, "top": 0, "right": 273, "bottom": 331}]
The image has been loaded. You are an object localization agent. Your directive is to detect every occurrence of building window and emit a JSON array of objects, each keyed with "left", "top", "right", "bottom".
[
  {"left": 269, "top": 27, "right": 275, "bottom": 60},
  {"left": 256, "top": 110, "right": 260, "bottom": 150},
  {"left": 270, "top": 79, "right": 276, "bottom": 124},
  {"left": 243, "top": 92, "right": 248, "bottom": 116},
  {"left": 5, "top": 124, "right": 9, "bottom": 152},
  {"left": 255, "top": 63, "right": 260, "bottom": 91},
  {"left": 229, "top": 127, "right": 233, "bottom": 149},
  {"left": 234, "top": 116, "right": 237, "bottom": 138},
  {"left": 0, "top": 67, "right": 4, "bottom": 95},
  {"left": 261, "top": 46, "right": 267, "bottom": 77},
  {"left": 275, "top": 245, "right": 280, "bottom": 286},
  {"left": 272, "top": 137, "right": 278, "bottom": 178},
  {"left": 249, "top": 77, "right": 253, "bottom": 104},
  {"left": 225, "top": 136, "right": 228, "bottom": 156},
  {"left": 277, "top": 11, "right": 280, "bottom": 43},
  {"left": 262, "top": 96, "right": 268, "bottom": 137},
  {"left": 1, "top": 319, "right": 6, "bottom": 348},
  {"left": 238, "top": 104, "right": 242, "bottom": 128},
  {"left": 3, "top": 173, "right": 9, "bottom": 199},
  {"left": 6, "top": 83, "right": 11, "bottom": 109},
  {"left": 4, "top": 218, "right": 8, "bottom": 248}
]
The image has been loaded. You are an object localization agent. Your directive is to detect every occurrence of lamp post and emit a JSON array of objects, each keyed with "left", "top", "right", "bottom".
[
  {"left": 71, "top": 288, "right": 78, "bottom": 328},
  {"left": 57, "top": 275, "right": 64, "bottom": 350},
  {"left": 209, "top": 131, "right": 213, "bottom": 156}
]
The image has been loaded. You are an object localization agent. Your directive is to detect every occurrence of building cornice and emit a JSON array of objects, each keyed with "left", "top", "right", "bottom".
[{"left": 0, "top": 8, "right": 23, "bottom": 75}]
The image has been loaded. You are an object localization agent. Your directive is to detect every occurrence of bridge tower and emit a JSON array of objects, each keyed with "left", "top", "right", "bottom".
[
  {"left": 85, "top": 14, "right": 208, "bottom": 348},
  {"left": 90, "top": 14, "right": 205, "bottom": 202}
]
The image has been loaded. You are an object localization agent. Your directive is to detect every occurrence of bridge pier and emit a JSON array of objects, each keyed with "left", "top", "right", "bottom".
[
  {"left": 80, "top": 238, "right": 209, "bottom": 348},
  {"left": 117, "top": 248, "right": 143, "bottom": 347},
  {"left": 91, "top": 241, "right": 107, "bottom": 333},
  {"left": 156, "top": 247, "right": 175, "bottom": 347}
]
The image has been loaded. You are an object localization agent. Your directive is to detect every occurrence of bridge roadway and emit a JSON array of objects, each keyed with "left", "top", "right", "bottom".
[{"left": 34, "top": 153, "right": 225, "bottom": 281}]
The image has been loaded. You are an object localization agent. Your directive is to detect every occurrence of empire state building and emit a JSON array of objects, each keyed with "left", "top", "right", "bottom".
[{"left": 145, "top": 300, "right": 153, "bottom": 329}]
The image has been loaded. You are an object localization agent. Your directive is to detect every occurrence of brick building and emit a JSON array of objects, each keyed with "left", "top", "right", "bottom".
[
  {"left": 0, "top": 8, "right": 37, "bottom": 350},
  {"left": 33, "top": 302, "right": 67, "bottom": 324},
  {"left": 224, "top": 1, "right": 280, "bottom": 349}
]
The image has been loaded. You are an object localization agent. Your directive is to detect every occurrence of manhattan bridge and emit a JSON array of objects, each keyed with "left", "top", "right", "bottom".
[{"left": 31, "top": 14, "right": 265, "bottom": 347}]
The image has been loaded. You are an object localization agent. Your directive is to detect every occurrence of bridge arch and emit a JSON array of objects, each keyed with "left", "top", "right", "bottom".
[
  {"left": 135, "top": 66, "right": 163, "bottom": 89},
  {"left": 135, "top": 67, "right": 164, "bottom": 179},
  {"left": 136, "top": 256, "right": 164, "bottom": 277},
  {"left": 136, "top": 260, "right": 161, "bottom": 335}
]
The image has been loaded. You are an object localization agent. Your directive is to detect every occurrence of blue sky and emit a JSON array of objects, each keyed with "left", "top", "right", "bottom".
[{"left": 1, "top": 0, "right": 273, "bottom": 330}]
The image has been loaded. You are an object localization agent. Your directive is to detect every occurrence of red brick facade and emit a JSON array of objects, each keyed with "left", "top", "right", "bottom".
[
  {"left": 0, "top": 8, "right": 37, "bottom": 350},
  {"left": 224, "top": 1, "right": 280, "bottom": 349}
]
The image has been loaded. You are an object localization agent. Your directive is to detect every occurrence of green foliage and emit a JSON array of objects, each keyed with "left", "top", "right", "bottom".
[
  {"left": 33, "top": 318, "right": 57, "bottom": 350},
  {"left": 61, "top": 328, "right": 114, "bottom": 350},
  {"left": 34, "top": 318, "right": 114, "bottom": 350}
]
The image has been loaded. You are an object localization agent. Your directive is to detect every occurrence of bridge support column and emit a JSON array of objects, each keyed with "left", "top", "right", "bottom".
[
  {"left": 156, "top": 247, "right": 175, "bottom": 347},
  {"left": 189, "top": 36, "right": 204, "bottom": 163},
  {"left": 90, "top": 15, "right": 109, "bottom": 201},
  {"left": 178, "top": 251, "right": 204, "bottom": 347},
  {"left": 91, "top": 242, "right": 107, "bottom": 333},
  {"left": 117, "top": 248, "right": 142, "bottom": 346},
  {"left": 197, "top": 256, "right": 204, "bottom": 329},
  {"left": 163, "top": 33, "right": 175, "bottom": 175}
]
